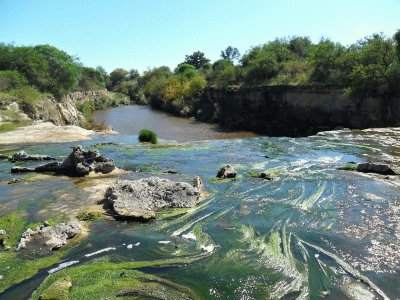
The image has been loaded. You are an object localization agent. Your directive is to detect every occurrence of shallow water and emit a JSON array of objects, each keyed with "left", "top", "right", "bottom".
[
  {"left": 93, "top": 105, "right": 259, "bottom": 142},
  {"left": 0, "top": 116, "right": 399, "bottom": 299}
]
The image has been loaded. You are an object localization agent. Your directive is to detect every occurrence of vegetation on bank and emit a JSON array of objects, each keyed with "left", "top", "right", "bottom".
[
  {"left": 106, "top": 29, "right": 400, "bottom": 117},
  {"left": 1, "top": 29, "right": 399, "bottom": 125}
]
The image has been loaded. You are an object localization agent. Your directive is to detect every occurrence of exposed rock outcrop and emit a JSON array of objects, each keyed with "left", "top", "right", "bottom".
[
  {"left": 8, "top": 150, "right": 55, "bottom": 162},
  {"left": 16, "top": 221, "right": 81, "bottom": 251},
  {"left": 105, "top": 177, "right": 201, "bottom": 220},
  {"left": 356, "top": 163, "right": 397, "bottom": 175},
  {"left": 11, "top": 145, "right": 115, "bottom": 177},
  {"left": 216, "top": 165, "right": 237, "bottom": 179}
]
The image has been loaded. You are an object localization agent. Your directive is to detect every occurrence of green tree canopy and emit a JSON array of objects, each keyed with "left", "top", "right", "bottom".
[
  {"left": 175, "top": 63, "right": 197, "bottom": 79},
  {"left": 34, "top": 44, "right": 82, "bottom": 95},
  {"left": 184, "top": 51, "right": 210, "bottom": 69},
  {"left": 221, "top": 46, "right": 240, "bottom": 62},
  {"left": 109, "top": 68, "right": 129, "bottom": 87}
]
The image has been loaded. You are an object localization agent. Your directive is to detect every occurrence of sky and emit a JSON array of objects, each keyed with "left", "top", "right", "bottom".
[{"left": 0, "top": 0, "right": 399, "bottom": 73}]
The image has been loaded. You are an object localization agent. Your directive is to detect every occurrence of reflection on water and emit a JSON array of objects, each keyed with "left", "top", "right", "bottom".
[{"left": 93, "top": 105, "right": 259, "bottom": 142}]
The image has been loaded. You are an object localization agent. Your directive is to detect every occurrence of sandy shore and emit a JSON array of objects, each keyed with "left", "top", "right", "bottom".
[{"left": 0, "top": 122, "right": 95, "bottom": 145}]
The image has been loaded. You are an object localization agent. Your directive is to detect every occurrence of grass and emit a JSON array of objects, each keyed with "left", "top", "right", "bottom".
[
  {"left": 0, "top": 120, "right": 32, "bottom": 133},
  {"left": 138, "top": 129, "right": 158, "bottom": 144}
]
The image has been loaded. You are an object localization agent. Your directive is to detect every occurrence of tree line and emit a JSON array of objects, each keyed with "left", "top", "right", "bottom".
[{"left": 1, "top": 29, "right": 399, "bottom": 117}]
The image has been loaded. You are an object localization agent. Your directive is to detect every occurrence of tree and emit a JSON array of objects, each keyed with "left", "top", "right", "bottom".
[
  {"left": 288, "top": 36, "right": 312, "bottom": 59},
  {"left": 109, "top": 68, "right": 128, "bottom": 87},
  {"left": 184, "top": 51, "right": 210, "bottom": 69},
  {"left": 128, "top": 69, "right": 140, "bottom": 80},
  {"left": 175, "top": 63, "right": 197, "bottom": 79},
  {"left": 221, "top": 46, "right": 240, "bottom": 62},
  {"left": 241, "top": 46, "right": 280, "bottom": 85},
  {"left": 309, "top": 39, "right": 346, "bottom": 84},
  {"left": 78, "top": 67, "right": 106, "bottom": 90},
  {"left": 393, "top": 29, "right": 400, "bottom": 60},
  {"left": 34, "top": 45, "right": 82, "bottom": 95}
]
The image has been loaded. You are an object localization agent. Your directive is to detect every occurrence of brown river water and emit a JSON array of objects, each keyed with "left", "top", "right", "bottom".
[{"left": 93, "top": 104, "right": 259, "bottom": 142}]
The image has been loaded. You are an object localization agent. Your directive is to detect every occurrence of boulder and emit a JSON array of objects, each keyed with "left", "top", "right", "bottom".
[
  {"left": 16, "top": 221, "right": 81, "bottom": 251},
  {"left": 10, "top": 145, "right": 115, "bottom": 177},
  {"left": 356, "top": 163, "right": 397, "bottom": 175},
  {"left": 105, "top": 177, "right": 201, "bottom": 220},
  {"left": 216, "top": 165, "right": 237, "bottom": 179},
  {"left": 259, "top": 172, "right": 273, "bottom": 180},
  {"left": 8, "top": 150, "right": 55, "bottom": 162}
]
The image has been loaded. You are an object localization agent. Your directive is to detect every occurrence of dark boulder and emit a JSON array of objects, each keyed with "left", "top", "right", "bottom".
[
  {"left": 10, "top": 145, "right": 115, "bottom": 177},
  {"left": 216, "top": 165, "right": 237, "bottom": 179},
  {"left": 356, "top": 163, "right": 397, "bottom": 175}
]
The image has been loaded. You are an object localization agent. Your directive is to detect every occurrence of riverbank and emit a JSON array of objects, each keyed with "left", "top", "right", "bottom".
[{"left": 0, "top": 122, "right": 95, "bottom": 145}]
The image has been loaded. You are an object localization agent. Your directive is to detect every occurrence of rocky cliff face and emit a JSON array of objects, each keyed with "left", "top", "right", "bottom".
[
  {"left": 0, "top": 90, "right": 113, "bottom": 126},
  {"left": 197, "top": 86, "right": 400, "bottom": 136}
]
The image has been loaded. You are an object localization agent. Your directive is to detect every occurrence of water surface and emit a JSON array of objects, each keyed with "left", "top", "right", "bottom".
[
  {"left": 93, "top": 105, "right": 259, "bottom": 142},
  {"left": 0, "top": 121, "right": 399, "bottom": 299}
]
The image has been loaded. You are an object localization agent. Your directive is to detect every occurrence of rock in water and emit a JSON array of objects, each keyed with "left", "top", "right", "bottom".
[
  {"left": 216, "top": 165, "right": 237, "bottom": 178},
  {"left": 356, "top": 163, "right": 396, "bottom": 175},
  {"left": 10, "top": 145, "right": 115, "bottom": 177},
  {"left": 8, "top": 150, "right": 55, "bottom": 162},
  {"left": 16, "top": 221, "right": 81, "bottom": 251},
  {"left": 105, "top": 177, "right": 201, "bottom": 220}
]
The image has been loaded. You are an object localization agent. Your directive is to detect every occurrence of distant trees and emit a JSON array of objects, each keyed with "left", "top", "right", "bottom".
[
  {"left": 221, "top": 46, "right": 240, "bottom": 62},
  {"left": 184, "top": 51, "right": 210, "bottom": 69}
]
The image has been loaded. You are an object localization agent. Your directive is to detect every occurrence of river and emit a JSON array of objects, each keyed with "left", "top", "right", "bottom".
[
  {"left": 0, "top": 107, "right": 399, "bottom": 299},
  {"left": 93, "top": 105, "right": 259, "bottom": 142}
]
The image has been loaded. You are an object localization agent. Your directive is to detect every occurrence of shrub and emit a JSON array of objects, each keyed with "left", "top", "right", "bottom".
[
  {"left": 138, "top": 129, "right": 158, "bottom": 144},
  {"left": 10, "top": 86, "right": 44, "bottom": 106},
  {"left": 0, "top": 70, "right": 28, "bottom": 91}
]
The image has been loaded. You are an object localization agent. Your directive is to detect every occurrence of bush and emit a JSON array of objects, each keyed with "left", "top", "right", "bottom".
[
  {"left": 10, "top": 86, "right": 44, "bottom": 106},
  {"left": 0, "top": 70, "right": 28, "bottom": 91},
  {"left": 138, "top": 129, "right": 158, "bottom": 144}
]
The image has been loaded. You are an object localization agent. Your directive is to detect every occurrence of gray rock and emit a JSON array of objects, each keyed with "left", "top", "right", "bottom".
[
  {"left": 216, "top": 165, "right": 237, "bottom": 179},
  {"left": 193, "top": 176, "right": 202, "bottom": 188},
  {"left": 105, "top": 177, "right": 201, "bottom": 220},
  {"left": 0, "top": 154, "right": 8, "bottom": 160},
  {"left": 356, "top": 163, "right": 396, "bottom": 175},
  {"left": 10, "top": 146, "right": 115, "bottom": 177},
  {"left": 16, "top": 221, "right": 81, "bottom": 251},
  {"left": 9, "top": 150, "right": 55, "bottom": 162}
]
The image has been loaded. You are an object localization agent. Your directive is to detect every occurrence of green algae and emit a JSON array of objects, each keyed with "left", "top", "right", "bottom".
[
  {"left": 0, "top": 249, "right": 70, "bottom": 292},
  {"left": 0, "top": 212, "right": 26, "bottom": 246},
  {"left": 76, "top": 210, "right": 105, "bottom": 221},
  {"left": 30, "top": 257, "right": 203, "bottom": 300},
  {"left": 337, "top": 164, "right": 357, "bottom": 171},
  {"left": 210, "top": 177, "right": 236, "bottom": 183},
  {"left": 38, "top": 276, "right": 72, "bottom": 300}
]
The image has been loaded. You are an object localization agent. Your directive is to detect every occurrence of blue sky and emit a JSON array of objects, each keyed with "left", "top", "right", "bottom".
[{"left": 0, "top": 0, "right": 399, "bottom": 73}]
